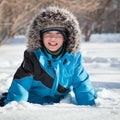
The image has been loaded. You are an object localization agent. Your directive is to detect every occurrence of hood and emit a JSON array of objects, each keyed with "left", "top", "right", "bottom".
[{"left": 26, "top": 6, "right": 81, "bottom": 53}]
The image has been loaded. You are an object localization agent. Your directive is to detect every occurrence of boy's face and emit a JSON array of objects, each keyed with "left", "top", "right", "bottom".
[{"left": 43, "top": 31, "right": 64, "bottom": 52}]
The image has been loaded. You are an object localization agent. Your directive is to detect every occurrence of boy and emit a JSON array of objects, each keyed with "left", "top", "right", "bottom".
[{"left": 4, "top": 6, "right": 96, "bottom": 106}]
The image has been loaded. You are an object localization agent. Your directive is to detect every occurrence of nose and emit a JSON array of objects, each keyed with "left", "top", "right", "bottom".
[{"left": 50, "top": 35, "right": 57, "bottom": 40}]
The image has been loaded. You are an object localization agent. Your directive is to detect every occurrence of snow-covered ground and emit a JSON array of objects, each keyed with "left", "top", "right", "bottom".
[{"left": 0, "top": 34, "right": 120, "bottom": 120}]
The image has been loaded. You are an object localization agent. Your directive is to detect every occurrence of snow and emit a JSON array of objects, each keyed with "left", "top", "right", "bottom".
[{"left": 0, "top": 34, "right": 120, "bottom": 120}]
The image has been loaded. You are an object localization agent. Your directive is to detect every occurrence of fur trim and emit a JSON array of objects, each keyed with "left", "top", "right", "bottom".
[{"left": 26, "top": 6, "right": 81, "bottom": 53}]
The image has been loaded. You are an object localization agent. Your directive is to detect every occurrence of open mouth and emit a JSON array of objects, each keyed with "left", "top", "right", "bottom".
[{"left": 48, "top": 42, "right": 58, "bottom": 46}]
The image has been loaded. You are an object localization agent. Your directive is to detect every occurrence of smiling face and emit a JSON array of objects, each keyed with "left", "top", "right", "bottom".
[{"left": 43, "top": 31, "right": 64, "bottom": 53}]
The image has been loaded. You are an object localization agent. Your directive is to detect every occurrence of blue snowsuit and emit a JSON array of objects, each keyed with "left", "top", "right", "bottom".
[{"left": 5, "top": 49, "right": 96, "bottom": 105}]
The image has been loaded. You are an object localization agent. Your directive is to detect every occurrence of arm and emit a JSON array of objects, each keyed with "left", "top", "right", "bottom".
[
  {"left": 5, "top": 50, "right": 34, "bottom": 105},
  {"left": 73, "top": 52, "right": 96, "bottom": 105}
]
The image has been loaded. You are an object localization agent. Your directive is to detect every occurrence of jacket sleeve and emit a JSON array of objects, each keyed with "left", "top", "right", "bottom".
[
  {"left": 73, "top": 52, "right": 96, "bottom": 105},
  {"left": 4, "top": 50, "right": 34, "bottom": 105}
]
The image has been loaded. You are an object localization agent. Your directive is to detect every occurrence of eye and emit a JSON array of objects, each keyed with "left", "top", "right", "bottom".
[
  {"left": 43, "top": 33, "right": 50, "bottom": 37},
  {"left": 56, "top": 32, "right": 63, "bottom": 37}
]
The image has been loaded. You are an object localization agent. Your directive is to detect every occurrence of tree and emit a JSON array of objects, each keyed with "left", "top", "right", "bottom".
[
  {"left": 0, "top": 0, "right": 119, "bottom": 43},
  {"left": 0, "top": 0, "right": 12, "bottom": 44}
]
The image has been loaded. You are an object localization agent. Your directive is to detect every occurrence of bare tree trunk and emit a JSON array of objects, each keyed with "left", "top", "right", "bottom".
[
  {"left": 0, "top": 0, "right": 13, "bottom": 44},
  {"left": 116, "top": 0, "right": 120, "bottom": 32}
]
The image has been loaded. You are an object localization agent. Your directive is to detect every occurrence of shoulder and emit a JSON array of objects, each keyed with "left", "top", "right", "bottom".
[
  {"left": 24, "top": 49, "right": 42, "bottom": 57},
  {"left": 23, "top": 49, "right": 39, "bottom": 61},
  {"left": 64, "top": 51, "right": 82, "bottom": 66},
  {"left": 73, "top": 52, "right": 83, "bottom": 66},
  {"left": 24, "top": 49, "right": 34, "bottom": 57},
  {"left": 74, "top": 51, "right": 82, "bottom": 59},
  {"left": 66, "top": 51, "right": 82, "bottom": 61},
  {"left": 24, "top": 49, "right": 46, "bottom": 62}
]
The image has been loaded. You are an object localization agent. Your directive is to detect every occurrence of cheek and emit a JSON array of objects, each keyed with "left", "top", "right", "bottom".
[
  {"left": 58, "top": 39, "right": 64, "bottom": 46},
  {"left": 59, "top": 42, "right": 63, "bottom": 47},
  {"left": 43, "top": 39, "right": 48, "bottom": 46}
]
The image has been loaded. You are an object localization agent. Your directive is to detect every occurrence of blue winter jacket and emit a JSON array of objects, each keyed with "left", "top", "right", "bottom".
[{"left": 5, "top": 49, "right": 96, "bottom": 105}]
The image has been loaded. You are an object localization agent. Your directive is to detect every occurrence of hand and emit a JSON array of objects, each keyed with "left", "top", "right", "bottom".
[{"left": 0, "top": 92, "right": 8, "bottom": 107}]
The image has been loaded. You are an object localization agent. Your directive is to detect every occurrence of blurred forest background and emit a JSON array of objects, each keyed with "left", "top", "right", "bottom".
[{"left": 0, "top": 0, "right": 120, "bottom": 44}]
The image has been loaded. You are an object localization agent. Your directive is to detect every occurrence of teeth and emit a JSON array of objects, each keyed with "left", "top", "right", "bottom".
[{"left": 49, "top": 43, "right": 57, "bottom": 46}]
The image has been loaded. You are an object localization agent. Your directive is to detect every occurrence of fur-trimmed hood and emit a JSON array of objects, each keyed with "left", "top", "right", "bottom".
[{"left": 26, "top": 6, "right": 81, "bottom": 53}]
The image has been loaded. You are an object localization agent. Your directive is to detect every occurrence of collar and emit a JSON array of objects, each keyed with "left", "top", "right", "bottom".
[{"left": 43, "top": 44, "right": 65, "bottom": 59}]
